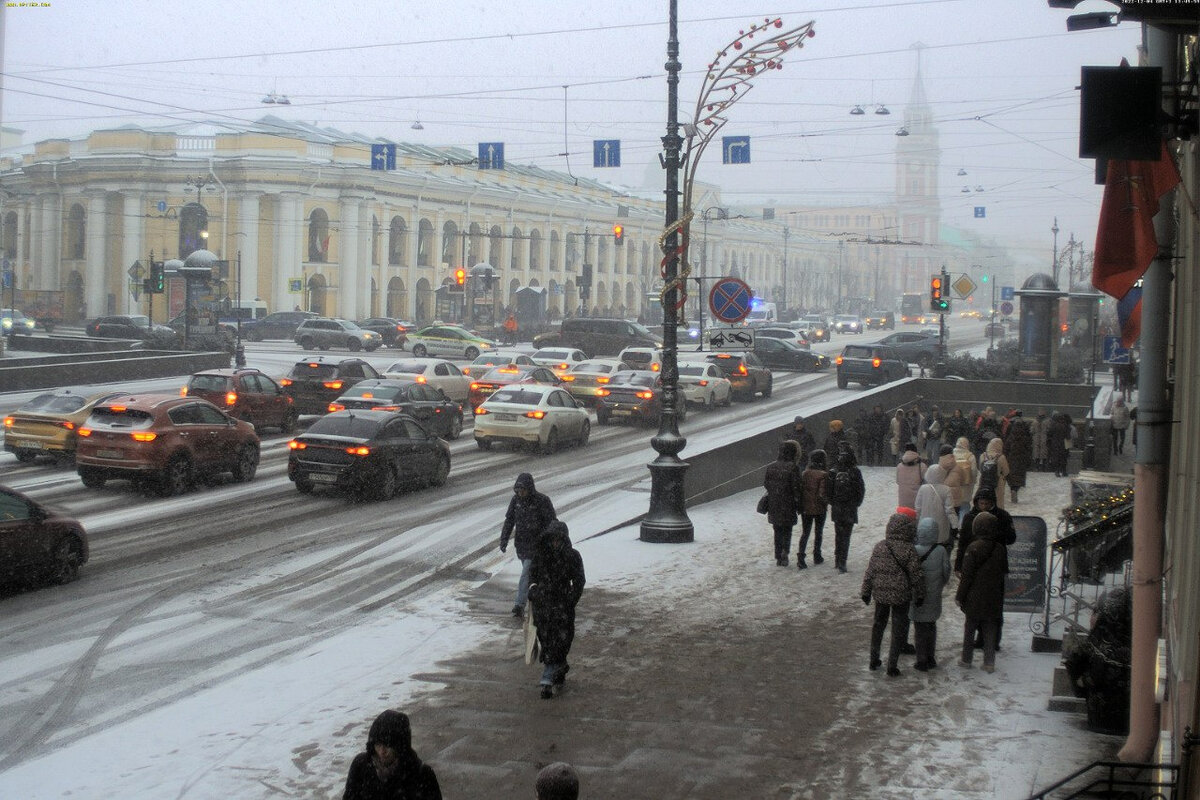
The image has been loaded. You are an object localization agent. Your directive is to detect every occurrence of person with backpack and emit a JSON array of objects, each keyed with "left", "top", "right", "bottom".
[
  {"left": 978, "top": 437, "right": 1011, "bottom": 508},
  {"left": 911, "top": 517, "right": 951, "bottom": 672},
  {"left": 860, "top": 512, "right": 925, "bottom": 676},
  {"left": 763, "top": 440, "right": 804, "bottom": 567},
  {"left": 829, "top": 446, "right": 866, "bottom": 574},
  {"left": 797, "top": 449, "right": 830, "bottom": 568}
]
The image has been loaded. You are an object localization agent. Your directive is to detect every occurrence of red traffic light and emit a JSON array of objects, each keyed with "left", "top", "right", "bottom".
[
  {"left": 454, "top": 268, "right": 466, "bottom": 286},
  {"left": 612, "top": 224, "right": 624, "bottom": 244}
]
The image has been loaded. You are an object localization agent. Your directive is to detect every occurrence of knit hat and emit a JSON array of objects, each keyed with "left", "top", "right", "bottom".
[
  {"left": 829, "top": 419, "right": 844, "bottom": 432},
  {"left": 903, "top": 442, "right": 919, "bottom": 454},
  {"left": 972, "top": 511, "right": 999, "bottom": 540},
  {"left": 895, "top": 506, "right": 917, "bottom": 519},
  {"left": 885, "top": 513, "right": 917, "bottom": 543}
]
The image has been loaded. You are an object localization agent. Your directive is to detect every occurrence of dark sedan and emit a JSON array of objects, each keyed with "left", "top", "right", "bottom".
[
  {"left": 287, "top": 410, "right": 451, "bottom": 500},
  {"left": 0, "top": 484, "right": 89, "bottom": 587},
  {"left": 752, "top": 338, "right": 830, "bottom": 372},
  {"left": 355, "top": 317, "right": 414, "bottom": 348},
  {"left": 85, "top": 315, "right": 179, "bottom": 345},
  {"left": 328, "top": 379, "right": 463, "bottom": 439},
  {"left": 595, "top": 370, "right": 687, "bottom": 426}
]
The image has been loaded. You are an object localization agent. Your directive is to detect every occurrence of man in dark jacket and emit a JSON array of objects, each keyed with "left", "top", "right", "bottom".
[
  {"left": 956, "top": 512, "right": 1008, "bottom": 672},
  {"left": 763, "top": 440, "right": 803, "bottom": 566},
  {"left": 343, "top": 709, "right": 441, "bottom": 800},
  {"left": 529, "top": 520, "right": 586, "bottom": 698},
  {"left": 786, "top": 415, "right": 817, "bottom": 468},
  {"left": 956, "top": 486, "right": 1016, "bottom": 650},
  {"left": 865, "top": 404, "right": 891, "bottom": 466},
  {"left": 500, "top": 473, "right": 557, "bottom": 617},
  {"left": 828, "top": 447, "right": 866, "bottom": 574}
]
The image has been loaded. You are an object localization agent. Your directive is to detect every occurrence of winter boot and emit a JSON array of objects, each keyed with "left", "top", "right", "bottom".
[{"left": 540, "top": 685, "right": 554, "bottom": 699}]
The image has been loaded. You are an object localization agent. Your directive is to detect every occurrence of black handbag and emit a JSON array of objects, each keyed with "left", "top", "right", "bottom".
[{"left": 756, "top": 494, "right": 770, "bottom": 514}]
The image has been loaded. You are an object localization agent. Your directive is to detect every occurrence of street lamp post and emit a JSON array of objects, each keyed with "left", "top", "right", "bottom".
[
  {"left": 1050, "top": 216, "right": 1060, "bottom": 286},
  {"left": 234, "top": 250, "right": 245, "bottom": 367}
]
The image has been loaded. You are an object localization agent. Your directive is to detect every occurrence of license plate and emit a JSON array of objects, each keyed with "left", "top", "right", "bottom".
[
  {"left": 96, "top": 449, "right": 123, "bottom": 459},
  {"left": 309, "top": 473, "right": 337, "bottom": 484},
  {"left": 496, "top": 413, "right": 518, "bottom": 421},
  {"left": 613, "top": 409, "right": 631, "bottom": 416},
  {"left": 12, "top": 439, "right": 44, "bottom": 449}
]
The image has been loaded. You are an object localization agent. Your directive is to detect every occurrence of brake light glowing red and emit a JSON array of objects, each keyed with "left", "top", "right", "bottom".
[
  {"left": 596, "top": 389, "right": 611, "bottom": 397},
  {"left": 361, "top": 392, "right": 374, "bottom": 399},
  {"left": 179, "top": 387, "right": 188, "bottom": 397},
  {"left": 872, "top": 357, "right": 882, "bottom": 368},
  {"left": 561, "top": 375, "right": 575, "bottom": 382},
  {"left": 288, "top": 440, "right": 306, "bottom": 450},
  {"left": 737, "top": 364, "right": 748, "bottom": 376},
  {"left": 470, "top": 383, "right": 481, "bottom": 390},
  {"left": 58, "top": 421, "right": 76, "bottom": 430},
  {"left": 131, "top": 432, "right": 157, "bottom": 442},
  {"left": 323, "top": 381, "right": 344, "bottom": 390},
  {"left": 525, "top": 410, "right": 546, "bottom": 419},
  {"left": 346, "top": 446, "right": 371, "bottom": 456},
  {"left": 835, "top": 356, "right": 844, "bottom": 365},
  {"left": 636, "top": 391, "right": 654, "bottom": 399},
  {"left": 698, "top": 380, "right": 709, "bottom": 386},
  {"left": 651, "top": 364, "right": 660, "bottom": 371},
  {"left": 557, "top": 363, "right": 568, "bottom": 370},
  {"left": 226, "top": 392, "right": 238, "bottom": 406},
  {"left": 415, "top": 375, "right": 427, "bottom": 383},
  {"left": 474, "top": 407, "right": 489, "bottom": 415},
  {"left": 111, "top": 405, "right": 127, "bottom": 412},
  {"left": 279, "top": 378, "right": 293, "bottom": 386},
  {"left": 597, "top": 376, "right": 610, "bottom": 384},
  {"left": 328, "top": 402, "right": 345, "bottom": 412},
  {"left": 78, "top": 428, "right": 93, "bottom": 437}
]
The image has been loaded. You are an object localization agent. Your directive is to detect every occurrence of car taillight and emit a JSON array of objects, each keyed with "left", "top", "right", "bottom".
[
  {"left": 597, "top": 376, "right": 610, "bottom": 384},
  {"left": 470, "top": 383, "right": 481, "bottom": 390},
  {"left": 78, "top": 428, "right": 93, "bottom": 437},
  {"left": 474, "top": 407, "right": 489, "bottom": 415},
  {"left": 328, "top": 402, "right": 345, "bottom": 412},
  {"left": 561, "top": 375, "right": 575, "bottom": 382},
  {"left": 179, "top": 387, "right": 189, "bottom": 397},
  {"left": 596, "top": 389, "right": 610, "bottom": 397},
  {"left": 111, "top": 405, "right": 127, "bottom": 412},
  {"left": 525, "top": 410, "right": 546, "bottom": 419},
  {"left": 872, "top": 357, "right": 882, "bottom": 368},
  {"left": 323, "top": 381, "right": 344, "bottom": 390},
  {"left": 415, "top": 375, "right": 427, "bottom": 383},
  {"left": 57, "top": 421, "right": 76, "bottom": 430},
  {"left": 652, "top": 364, "right": 660, "bottom": 371},
  {"left": 280, "top": 378, "right": 293, "bottom": 386},
  {"left": 376, "top": 405, "right": 401, "bottom": 412},
  {"left": 346, "top": 446, "right": 370, "bottom": 456},
  {"left": 131, "top": 432, "right": 157, "bottom": 442},
  {"left": 226, "top": 392, "right": 238, "bottom": 405},
  {"left": 557, "top": 363, "right": 568, "bottom": 370},
  {"left": 2, "top": 416, "right": 12, "bottom": 428},
  {"left": 835, "top": 356, "right": 843, "bottom": 365},
  {"left": 737, "top": 364, "right": 748, "bottom": 376},
  {"left": 698, "top": 380, "right": 709, "bottom": 386},
  {"left": 288, "top": 440, "right": 306, "bottom": 450},
  {"left": 636, "top": 391, "right": 654, "bottom": 399}
]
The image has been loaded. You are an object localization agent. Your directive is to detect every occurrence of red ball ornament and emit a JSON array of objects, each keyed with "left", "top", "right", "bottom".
[
  {"left": 734, "top": 42, "right": 742, "bottom": 50},
  {"left": 807, "top": 29, "right": 816, "bottom": 37}
]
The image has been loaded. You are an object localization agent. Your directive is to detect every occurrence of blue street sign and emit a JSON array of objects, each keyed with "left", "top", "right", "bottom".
[
  {"left": 593, "top": 139, "right": 620, "bottom": 168},
  {"left": 721, "top": 136, "right": 750, "bottom": 165},
  {"left": 370, "top": 144, "right": 396, "bottom": 171},
  {"left": 157, "top": 200, "right": 167, "bottom": 213},
  {"left": 708, "top": 277, "right": 753, "bottom": 324},
  {"left": 974, "top": 206, "right": 986, "bottom": 218},
  {"left": 1001, "top": 286, "right": 1015, "bottom": 301},
  {"left": 478, "top": 142, "right": 505, "bottom": 170},
  {"left": 1103, "top": 335, "right": 1131, "bottom": 364}
]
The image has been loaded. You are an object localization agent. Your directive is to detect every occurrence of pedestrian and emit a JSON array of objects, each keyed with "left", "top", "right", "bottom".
[
  {"left": 763, "top": 440, "right": 803, "bottom": 567},
  {"left": 861, "top": 513, "right": 925, "bottom": 676},
  {"left": 1111, "top": 396, "right": 1131, "bottom": 455},
  {"left": 956, "top": 512, "right": 1008, "bottom": 673},
  {"left": 787, "top": 415, "right": 817, "bottom": 469},
  {"left": 1029, "top": 408, "right": 1049, "bottom": 471},
  {"left": 951, "top": 436, "right": 978, "bottom": 524},
  {"left": 528, "top": 520, "right": 586, "bottom": 698},
  {"left": 1047, "top": 411, "right": 1073, "bottom": 477},
  {"left": 503, "top": 311, "right": 519, "bottom": 345},
  {"left": 500, "top": 473, "right": 557, "bottom": 617},
  {"left": 914, "top": 459, "right": 956, "bottom": 550},
  {"left": 342, "top": 710, "right": 442, "bottom": 800},
  {"left": 1003, "top": 410, "right": 1032, "bottom": 503},
  {"left": 888, "top": 409, "right": 907, "bottom": 461},
  {"left": 829, "top": 447, "right": 866, "bottom": 573},
  {"left": 536, "top": 762, "right": 580, "bottom": 800},
  {"left": 955, "top": 486, "right": 1016, "bottom": 650},
  {"left": 866, "top": 403, "right": 890, "bottom": 466},
  {"left": 895, "top": 442, "right": 924, "bottom": 510},
  {"left": 978, "top": 437, "right": 1011, "bottom": 508},
  {"left": 911, "top": 517, "right": 951, "bottom": 672},
  {"left": 922, "top": 406, "right": 945, "bottom": 464},
  {"left": 937, "top": 443, "right": 966, "bottom": 525},
  {"left": 943, "top": 408, "right": 972, "bottom": 449},
  {"left": 797, "top": 449, "right": 829, "bottom": 568},
  {"left": 849, "top": 410, "right": 868, "bottom": 466},
  {"left": 907, "top": 405, "right": 925, "bottom": 452},
  {"left": 822, "top": 419, "right": 847, "bottom": 457},
  {"left": 974, "top": 407, "right": 1001, "bottom": 456}
]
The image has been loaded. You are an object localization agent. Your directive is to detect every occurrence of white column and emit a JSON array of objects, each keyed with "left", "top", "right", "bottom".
[
  {"left": 39, "top": 194, "right": 59, "bottom": 290},
  {"left": 84, "top": 191, "right": 107, "bottom": 316},
  {"left": 338, "top": 195, "right": 361, "bottom": 318},
  {"left": 356, "top": 200, "right": 374, "bottom": 319},
  {"left": 275, "top": 193, "right": 302, "bottom": 310},
  {"left": 13, "top": 203, "right": 25, "bottom": 281},
  {"left": 237, "top": 193, "right": 260, "bottom": 307},
  {"left": 121, "top": 192, "right": 144, "bottom": 314}
]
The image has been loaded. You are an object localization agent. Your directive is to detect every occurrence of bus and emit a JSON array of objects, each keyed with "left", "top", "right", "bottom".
[{"left": 900, "top": 293, "right": 926, "bottom": 324}]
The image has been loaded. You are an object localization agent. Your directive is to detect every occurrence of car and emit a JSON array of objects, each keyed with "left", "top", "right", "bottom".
[
  {"left": 181, "top": 368, "right": 298, "bottom": 433},
  {"left": 279, "top": 357, "right": 382, "bottom": 415},
  {"left": 683, "top": 351, "right": 773, "bottom": 401},
  {"left": 796, "top": 314, "right": 831, "bottom": 342},
  {"left": 1, "top": 308, "right": 36, "bottom": 336},
  {"left": 461, "top": 351, "right": 536, "bottom": 377},
  {"left": 327, "top": 379, "right": 464, "bottom": 440},
  {"left": 617, "top": 346, "right": 665, "bottom": 372},
  {"left": 864, "top": 310, "right": 895, "bottom": 330},
  {"left": 293, "top": 317, "right": 382, "bottom": 352},
  {"left": 834, "top": 344, "right": 911, "bottom": 389},
  {"left": 242, "top": 310, "right": 318, "bottom": 341},
  {"left": 405, "top": 325, "right": 498, "bottom": 359},
  {"left": 960, "top": 309, "right": 984, "bottom": 320},
  {"left": 3, "top": 390, "right": 126, "bottom": 463},
  {"left": 754, "top": 326, "right": 811, "bottom": 349},
  {"left": 595, "top": 370, "right": 688, "bottom": 426},
  {"left": 752, "top": 337, "right": 830, "bottom": 372},
  {"left": 984, "top": 321, "right": 1007, "bottom": 338},
  {"left": 832, "top": 314, "right": 864, "bottom": 334},
  {"left": 674, "top": 324, "right": 703, "bottom": 350},
  {"left": 473, "top": 384, "right": 591, "bottom": 453},
  {"left": 287, "top": 410, "right": 450, "bottom": 499},
  {"left": 878, "top": 331, "right": 942, "bottom": 368},
  {"left": 166, "top": 311, "right": 237, "bottom": 345},
  {"left": 0, "top": 484, "right": 89, "bottom": 586},
  {"left": 75, "top": 394, "right": 260, "bottom": 496},
  {"left": 531, "top": 347, "right": 589, "bottom": 377},
  {"left": 355, "top": 317, "right": 414, "bottom": 348},
  {"left": 382, "top": 357, "right": 472, "bottom": 404},
  {"left": 530, "top": 317, "right": 661, "bottom": 357},
  {"left": 676, "top": 361, "right": 733, "bottom": 409},
  {"left": 467, "top": 363, "right": 563, "bottom": 410},
  {"left": 560, "top": 358, "right": 632, "bottom": 403},
  {"left": 84, "top": 314, "right": 180, "bottom": 345}
]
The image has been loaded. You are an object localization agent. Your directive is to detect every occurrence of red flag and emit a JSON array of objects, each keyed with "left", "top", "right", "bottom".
[{"left": 1092, "top": 139, "right": 1180, "bottom": 301}]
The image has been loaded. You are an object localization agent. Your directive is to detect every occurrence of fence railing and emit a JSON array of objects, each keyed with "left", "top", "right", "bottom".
[{"left": 1024, "top": 760, "right": 1178, "bottom": 799}]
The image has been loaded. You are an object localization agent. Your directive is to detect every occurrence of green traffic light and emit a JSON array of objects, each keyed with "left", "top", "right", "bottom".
[{"left": 981, "top": 275, "right": 989, "bottom": 283}]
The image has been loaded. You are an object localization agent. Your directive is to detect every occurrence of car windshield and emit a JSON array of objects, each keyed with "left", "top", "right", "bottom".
[
  {"left": 3, "top": 309, "right": 28, "bottom": 321},
  {"left": 678, "top": 366, "right": 710, "bottom": 377},
  {"left": 486, "top": 389, "right": 543, "bottom": 406},
  {"left": 188, "top": 375, "right": 229, "bottom": 393},
  {"left": 536, "top": 349, "right": 573, "bottom": 360},
  {"left": 87, "top": 407, "right": 154, "bottom": 429},
  {"left": 20, "top": 393, "right": 89, "bottom": 413},
  {"left": 612, "top": 372, "right": 656, "bottom": 387},
  {"left": 480, "top": 366, "right": 529, "bottom": 381},
  {"left": 622, "top": 351, "right": 656, "bottom": 366},
  {"left": 289, "top": 363, "right": 338, "bottom": 378},
  {"left": 343, "top": 385, "right": 404, "bottom": 400},
  {"left": 127, "top": 315, "right": 151, "bottom": 327},
  {"left": 384, "top": 362, "right": 427, "bottom": 375},
  {"left": 573, "top": 361, "right": 614, "bottom": 373},
  {"left": 843, "top": 346, "right": 874, "bottom": 358},
  {"left": 836, "top": 315, "right": 857, "bottom": 322},
  {"left": 306, "top": 414, "right": 383, "bottom": 439}
]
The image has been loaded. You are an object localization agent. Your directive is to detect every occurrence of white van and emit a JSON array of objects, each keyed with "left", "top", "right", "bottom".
[{"left": 745, "top": 302, "right": 777, "bottom": 326}]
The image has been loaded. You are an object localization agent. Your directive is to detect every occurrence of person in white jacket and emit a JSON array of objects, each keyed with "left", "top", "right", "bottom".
[{"left": 914, "top": 462, "right": 957, "bottom": 549}]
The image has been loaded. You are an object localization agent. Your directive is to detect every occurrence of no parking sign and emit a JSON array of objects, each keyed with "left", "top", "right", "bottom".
[{"left": 708, "top": 278, "right": 753, "bottom": 324}]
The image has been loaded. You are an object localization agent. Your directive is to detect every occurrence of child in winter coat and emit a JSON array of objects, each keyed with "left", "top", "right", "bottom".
[
  {"left": 911, "top": 518, "right": 951, "bottom": 672},
  {"left": 861, "top": 513, "right": 925, "bottom": 677}
]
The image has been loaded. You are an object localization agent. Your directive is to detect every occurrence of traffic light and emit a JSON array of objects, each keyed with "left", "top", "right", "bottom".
[
  {"left": 612, "top": 224, "right": 624, "bottom": 245},
  {"left": 149, "top": 261, "right": 165, "bottom": 293},
  {"left": 930, "top": 273, "right": 950, "bottom": 312},
  {"left": 981, "top": 274, "right": 989, "bottom": 283},
  {"left": 454, "top": 267, "right": 466, "bottom": 288}
]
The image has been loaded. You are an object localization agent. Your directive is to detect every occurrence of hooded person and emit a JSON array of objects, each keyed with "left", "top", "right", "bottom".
[
  {"left": 1002, "top": 410, "right": 1033, "bottom": 503},
  {"left": 828, "top": 447, "right": 866, "bottom": 573},
  {"left": 951, "top": 436, "right": 978, "bottom": 516},
  {"left": 797, "top": 448, "right": 830, "bottom": 568},
  {"left": 528, "top": 520, "right": 586, "bottom": 698},
  {"left": 914, "top": 461, "right": 956, "bottom": 549},
  {"left": 1110, "top": 397, "right": 1131, "bottom": 455},
  {"left": 955, "top": 512, "right": 1008, "bottom": 672},
  {"left": 979, "top": 436, "right": 1012, "bottom": 508},
  {"left": 343, "top": 710, "right": 442, "bottom": 800},
  {"left": 499, "top": 473, "right": 558, "bottom": 617},
  {"left": 860, "top": 513, "right": 925, "bottom": 676},
  {"left": 937, "top": 443, "right": 967, "bottom": 519},
  {"left": 822, "top": 419, "right": 847, "bottom": 458},
  {"left": 536, "top": 762, "right": 580, "bottom": 800},
  {"left": 763, "top": 440, "right": 803, "bottom": 566},
  {"left": 911, "top": 517, "right": 951, "bottom": 672},
  {"left": 786, "top": 415, "right": 818, "bottom": 468},
  {"left": 895, "top": 443, "right": 924, "bottom": 510}
]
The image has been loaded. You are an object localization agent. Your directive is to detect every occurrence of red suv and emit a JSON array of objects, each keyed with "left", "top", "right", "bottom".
[
  {"left": 182, "top": 368, "right": 297, "bottom": 433},
  {"left": 75, "top": 395, "right": 260, "bottom": 496}
]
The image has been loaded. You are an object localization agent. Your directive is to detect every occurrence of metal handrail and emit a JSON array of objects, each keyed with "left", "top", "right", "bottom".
[{"left": 1024, "top": 760, "right": 1179, "bottom": 799}]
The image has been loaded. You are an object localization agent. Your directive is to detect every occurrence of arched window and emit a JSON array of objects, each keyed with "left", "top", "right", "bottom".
[
  {"left": 417, "top": 218, "right": 434, "bottom": 266},
  {"left": 566, "top": 232, "right": 579, "bottom": 271},
  {"left": 468, "top": 222, "right": 484, "bottom": 264},
  {"left": 388, "top": 216, "right": 407, "bottom": 265},
  {"left": 67, "top": 203, "right": 86, "bottom": 260},
  {"left": 307, "top": 208, "right": 330, "bottom": 263},
  {"left": 489, "top": 226, "right": 502, "bottom": 266},
  {"left": 597, "top": 236, "right": 608, "bottom": 273},
  {"left": 371, "top": 215, "right": 381, "bottom": 266},
  {"left": 179, "top": 203, "right": 209, "bottom": 259},
  {"left": 441, "top": 220, "right": 459, "bottom": 266},
  {"left": 510, "top": 227, "right": 524, "bottom": 271},
  {"left": 528, "top": 229, "right": 542, "bottom": 271},
  {"left": 3, "top": 211, "right": 16, "bottom": 261},
  {"left": 549, "top": 230, "right": 560, "bottom": 271}
]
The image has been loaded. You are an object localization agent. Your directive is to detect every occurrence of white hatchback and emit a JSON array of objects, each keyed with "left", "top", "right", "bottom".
[
  {"left": 473, "top": 384, "right": 591, "bottom": 453},
  {"left": 382, "top": 358, "right": 471, "bottom": 404},
  {"left": 531, "top": 347, "right": 589, "bottom": 377},
  {"left": 677, "top": 361, "right": 733, "bottom": 409}
]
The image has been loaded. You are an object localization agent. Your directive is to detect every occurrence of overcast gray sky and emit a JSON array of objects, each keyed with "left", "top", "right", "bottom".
[{"left": 1, "top": 0, "right": 1141, "bottom": 262}]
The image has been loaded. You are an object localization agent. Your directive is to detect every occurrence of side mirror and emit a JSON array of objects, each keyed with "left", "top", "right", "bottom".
[{"left": 575, "top": 398, "right": 586, "bottom": 409}]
